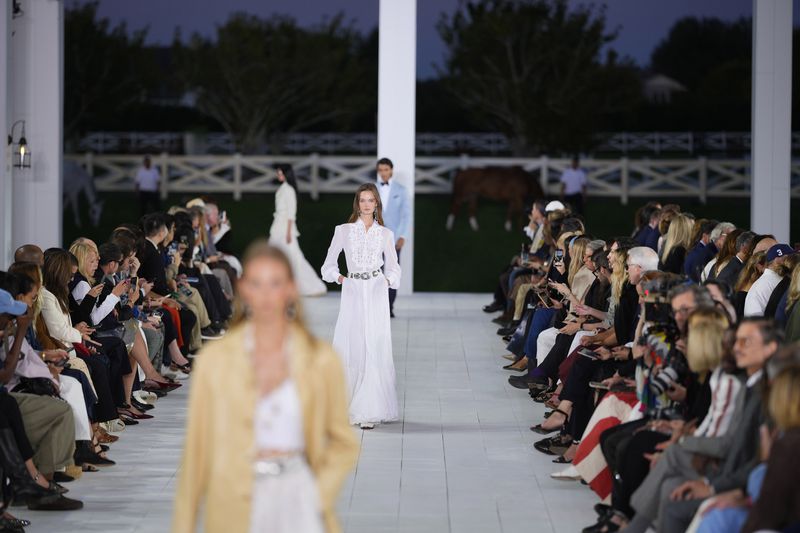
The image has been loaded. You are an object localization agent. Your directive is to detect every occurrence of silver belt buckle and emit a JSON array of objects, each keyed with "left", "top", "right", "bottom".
[{"left": 254, "top": 460, "right": 284, "bottom": 476}]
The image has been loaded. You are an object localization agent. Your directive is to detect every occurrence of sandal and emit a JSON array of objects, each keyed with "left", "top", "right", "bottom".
[
  {"left": 552, "top": 455, "right": 573, "bottom": 464},
  {"left": 81, "top": 463, "right": 99, "bottom": 473},
  {"left": 530, "top": 408, "right": 569, "bottom": 434}
]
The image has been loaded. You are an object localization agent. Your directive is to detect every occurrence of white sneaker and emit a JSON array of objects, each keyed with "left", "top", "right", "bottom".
[
  {"left": 133, "top": 390, "right": 158, "bottom": 405},
  {"left": 161, "top": 365, "right": 189, "bottom": 380},
  {"left": 359, "top": 423, "right": 375, "bottom": 430},
  {"left": 101, "top": 419, "right": 126, "bottom": 434},
  {"left": 550, "top": 464, "right": 581, "bottom": 481}
]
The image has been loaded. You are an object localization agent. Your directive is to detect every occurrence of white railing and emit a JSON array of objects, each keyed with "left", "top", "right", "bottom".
[
  {"left": 77, "top": 131, "right": 800, "bottom": 155},
  {"left": 64, "top": 153, "right": 800, "bottom": 203}
]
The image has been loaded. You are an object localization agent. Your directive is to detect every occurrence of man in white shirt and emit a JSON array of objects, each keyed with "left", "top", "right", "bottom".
[
  {"left": 559, "top": 157, "right": 587, "bottom": 215},
  {"left": 135, "top": 155, "right": 161, "bottom": 216},
  {"left": 743, "top": 243, "right": 796, "bottom": 317}
]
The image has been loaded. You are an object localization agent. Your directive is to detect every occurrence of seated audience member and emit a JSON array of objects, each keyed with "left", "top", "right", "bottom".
[
  {"left": 683, "top": 219, "right": 720, "bottom": 282},
  {"left": 658, "top": 214, "right": 694, "bottom": 274},
  {"left": 734, "top": 251, "right": 767, "bottom": 319},
  {"left": 633, "top": 203, "right": 662, "bottom": 251},
  {"left": 13, "top": 245, "right": 44, "bottom": 267},
  {"left": 744, "top": 244, "right": 796, "bottom": 317},
  {"left": 699, "top": 222, "right": 736, "bottom": 282},
  {"left": 714, "top": 230, "right": 755, "bottom": 287}
]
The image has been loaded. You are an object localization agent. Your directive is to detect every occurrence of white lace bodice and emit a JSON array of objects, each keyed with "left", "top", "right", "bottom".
[{"left": 320, "top": 219, "right": 401, "bottom": 288}]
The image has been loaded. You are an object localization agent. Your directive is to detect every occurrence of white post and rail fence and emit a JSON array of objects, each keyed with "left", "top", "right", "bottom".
[{"left": 65, "top": 153, "right": 800, "bottom": 203}]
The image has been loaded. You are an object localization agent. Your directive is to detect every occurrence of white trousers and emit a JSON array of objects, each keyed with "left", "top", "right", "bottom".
[
  {"left": 536, "top": 327, "right": 559, "bottom": 362},
  {"left": 59, "top": 375, "right": 92, "bottom": 441},
  {"left": 249, "top": 457, "right": 323, "bottom": 533}
]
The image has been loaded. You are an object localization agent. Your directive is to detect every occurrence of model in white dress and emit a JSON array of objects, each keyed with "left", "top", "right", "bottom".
[
  {"left": 269, "top": 178, "right": 327, "bottom": 297},
  {"left": 321, "top": 209, "right": 401, "bottom": 427}
]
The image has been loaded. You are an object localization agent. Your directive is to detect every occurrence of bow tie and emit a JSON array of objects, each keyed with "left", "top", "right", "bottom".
[{"left": 380, "top": 181, "right": 390, "bottom": 186}]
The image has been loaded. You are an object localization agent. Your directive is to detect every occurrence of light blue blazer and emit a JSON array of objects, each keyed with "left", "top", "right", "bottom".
[{"left": 380, "top": 180, "right": 411, "bottom": 241}]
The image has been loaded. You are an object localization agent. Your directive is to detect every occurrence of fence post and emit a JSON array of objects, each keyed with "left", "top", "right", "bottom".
[
  {"left": 459, "top": 152, "right": 469, "bottom": 170},
  {"left": 310, "top": 153, "right": 320, "bottom": 201},
  {"left": 540, "top": 156, "right": 549, "bottom": 194},
  {"left": 699, "top": 156, "right": 708, "bottom": 204},
  {"left": 620, "top": 157, "right": 629, "bottom": 205},
  {"left": 233, "top": 153, "right": 242, "bottom": 201},
  {"left": 159, "top": 152, "right": 168, "bottom": 200}
]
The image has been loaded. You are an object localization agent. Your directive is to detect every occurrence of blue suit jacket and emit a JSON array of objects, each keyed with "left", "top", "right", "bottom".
[
  {"left": 380, "top": 180, "right": 411, "bottom": 241},
  {"left": 684, "top": 242, "right": 717, "bottom": 282}
]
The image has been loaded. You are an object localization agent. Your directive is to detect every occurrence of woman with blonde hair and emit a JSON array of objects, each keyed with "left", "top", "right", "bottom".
[
  {"left": 321, "top": 183, "right": 401, "bottom": 429},
  {"left": 173, "top": 241, "right": 358, "bottom": 533},
  {"left": 659, "top": 213, "right": 694, "bottom": 274}
]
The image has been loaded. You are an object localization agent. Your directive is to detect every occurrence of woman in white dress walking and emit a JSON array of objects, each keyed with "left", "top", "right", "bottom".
[
  {"left": 321, "top": 183, "right": 401, "bottom": 429},
  {"left": 269, "top": 165, "right": 327, "bottom": 297}
]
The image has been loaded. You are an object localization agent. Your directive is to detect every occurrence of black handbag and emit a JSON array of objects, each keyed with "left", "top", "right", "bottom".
[{"left": 12, "top": 377, "right": 59, "bottom": 397}]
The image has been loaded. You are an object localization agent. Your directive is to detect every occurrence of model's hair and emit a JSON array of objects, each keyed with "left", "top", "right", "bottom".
[
  {"left": 735, "top": 251, "right": 767, "bottom": 292},
  {"left": 660, "top": 214, "right": 694, "bottom": 264},
  {"left": 348, "top": 184, "right": 385, "bottom": 226},
  {"left": 42, "top": 249, "right": 74, "bottom": 313},
  {"left": 230, "top": 239, "right": 318, "bottom": 349},
  {"left": 686, "top": 307, "right": 730, "bottom": 373},
  {"left": 69, "top": 241, "right": 97, "bottom": 285},
  {"left": 276, "top": 164, "right": 299, "bottom": 195},
  {"left": 376, "top": 158, "right": 393, "bottom": 169}
]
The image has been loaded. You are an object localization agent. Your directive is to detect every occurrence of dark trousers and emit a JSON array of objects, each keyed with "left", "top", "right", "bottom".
[
  {"left": 389, "top": 247, "right": 401, "bottom": 312},
  {"left": 139, "top": 191, "right": 160, "bottom": 216},
  {"left": 76, "top": 353, "right": 118, "bottom": 423},
  {"left": 94, "top": 335, "right": 132, "bottom": 408},
  {"left": 564, "top": 193, "right": 584, "bottom": 215}
]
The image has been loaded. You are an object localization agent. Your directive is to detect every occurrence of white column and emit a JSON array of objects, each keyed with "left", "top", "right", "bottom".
[
  {"left": 378, "top": 0, "right": 416, "bottom": 294},
  {"left": 751, "top": 0, "right": 792, "bottom": 242},
  {"left": 9, "top": 0, "right": 63, "bottom": 253},
  {"left": 0, "top": 1, "right": 12, "bottom": 268}
]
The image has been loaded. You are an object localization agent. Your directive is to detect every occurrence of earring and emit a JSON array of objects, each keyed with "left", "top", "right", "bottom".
[{"left": 286, "top": 302, "right": 297, "bottom": 321}]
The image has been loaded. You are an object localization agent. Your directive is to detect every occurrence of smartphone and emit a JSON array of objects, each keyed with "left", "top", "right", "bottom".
[
  {"left": 51, "top": 358, "right": 69, "bottom": 368},
  {"left": 589, "top": 381, "right": 610, "bottom": 390},
  {"left": 129, "top": 276, "right": 138, "bottom": 287},
  {"left": 578, "top": 347, "right": 599, "bottom": 360},
  {"left": 554, "top": 249, "right": 564, "bottom": 262},
  {"left": 185, "top": 276, "right": 200, "bottom": 283}
]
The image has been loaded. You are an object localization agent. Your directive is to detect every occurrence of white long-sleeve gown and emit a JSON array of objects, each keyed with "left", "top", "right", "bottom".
[
  {"left": 321, "top": 219, "right": 401, "bottom": 425},
  {"left": 269, "top": 182, "right": 327, "bottom": 296}
]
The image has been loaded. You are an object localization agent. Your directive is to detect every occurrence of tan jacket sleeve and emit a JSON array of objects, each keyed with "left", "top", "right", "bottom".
[
  {"left": 172, "top": 352, "right": 213, "bottom": 533},
  {"left": 316, "top": 347, "right": 360, "bottom": 513}
]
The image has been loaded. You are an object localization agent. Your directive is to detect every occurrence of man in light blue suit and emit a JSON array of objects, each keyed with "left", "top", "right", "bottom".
[{"left": 376, "top": 158, "right": 411, "bottom": 318}]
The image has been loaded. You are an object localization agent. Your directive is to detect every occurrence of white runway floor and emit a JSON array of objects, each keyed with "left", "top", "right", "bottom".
[{"left": 22, "top": 293, "right": 597, "bottom": 533}]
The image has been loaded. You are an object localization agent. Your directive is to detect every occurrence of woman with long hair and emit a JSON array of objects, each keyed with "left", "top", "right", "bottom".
[
  {"left": 321, "top": 183, "right": 401, "bottom": 429},
  {"left": 268, "top": 164, "right": 327, "bottom": 297},
  {"left": 733, "top": 251, "right": 767, "bottom": 318},
  {"left": 659, "top": 213, "right": 694, "bottom": 274},
  {"left": 173, "top": 241, "right": 358, "bottom": 533}
]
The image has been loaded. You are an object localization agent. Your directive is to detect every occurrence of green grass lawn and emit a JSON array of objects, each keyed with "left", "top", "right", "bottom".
[{"left": 63, "top": 192, "right": 800, "bottom": 292}]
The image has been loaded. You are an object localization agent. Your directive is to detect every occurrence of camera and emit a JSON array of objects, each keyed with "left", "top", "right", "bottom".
[{"left": 641, "top": 276, "right": 684, "bottom": 344}]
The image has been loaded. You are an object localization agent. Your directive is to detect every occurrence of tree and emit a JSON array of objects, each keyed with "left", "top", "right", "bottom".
[
  {"left": 437, "top": 0, "right": 640, "bottom": 155},
  {"left": 175, "top": 13, "right": 374, "bottom": 153},
  {"left": 64, "top": 1, "right": 153, "bottom": 143}
]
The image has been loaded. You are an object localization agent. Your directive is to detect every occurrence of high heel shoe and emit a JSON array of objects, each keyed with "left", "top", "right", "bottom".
[{"left": 118, "top": 408, "right": 153, "bottom": 420}]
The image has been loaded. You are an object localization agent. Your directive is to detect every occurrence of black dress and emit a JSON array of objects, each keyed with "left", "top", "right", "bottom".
[{"left": 659, "top": 246, "right": 687, "bottom": 275}]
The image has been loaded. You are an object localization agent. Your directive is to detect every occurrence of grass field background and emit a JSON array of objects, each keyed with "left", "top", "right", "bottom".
[{"left": 63, "top": 192, "right": 800, "bottom": 292}]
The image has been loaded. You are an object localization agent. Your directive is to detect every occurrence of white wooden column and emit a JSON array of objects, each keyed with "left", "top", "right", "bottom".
[
  {"left": 378, "top": 0, "right": 416, "bottom": 294},
  {"left": 0, "top": 1, "right": 12, "bottom": 268},
  {"left": 8, "top": 0, "right": 63, "bottom": 254},
  {"left": 751, "top": 0, "right": 792, "bottom": 242}
]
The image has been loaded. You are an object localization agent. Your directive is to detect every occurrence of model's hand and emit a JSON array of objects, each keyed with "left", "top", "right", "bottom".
[
  {"left": 396, "top": 237, "right": 405, "bottom": 250},
  {"left": 286, "top": 232, "right": 292, "bottom": 245},
  {"left": 337, "top": 275, "right": 344, "bottom": 284}
]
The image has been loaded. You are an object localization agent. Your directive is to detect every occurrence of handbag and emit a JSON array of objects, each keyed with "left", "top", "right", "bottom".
[{"left": 12, "top": 376, "right": 59, "bottom": 397}]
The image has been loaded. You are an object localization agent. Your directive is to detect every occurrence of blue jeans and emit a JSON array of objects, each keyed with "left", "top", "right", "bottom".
[
  {"left": 697, "top": 463, "right": 767, "bottom": 533},
  {"left": 506, "top": 307, "right": 555, "bottom": 372}
]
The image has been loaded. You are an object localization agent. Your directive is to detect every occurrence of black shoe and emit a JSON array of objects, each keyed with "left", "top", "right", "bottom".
[
  {"left": 53, "top": 472, "right": 75, "bottom": 483},
  {"left": 201, "top": 327, "right": 223, "bottom": 340},
  {"left": 74, "top": 441, "right": 115, "bottom": 467},
  {"left": 27, "top": 492, "right": 84, "bottom": 511},
  {"left": 594, "top": 503, "right": 613, "bottom": 518},
  {"left": 491, "top": 315, "right": 510, "bottom": 325},
  {"left": 0, "top": 428, "right": 55, "bottom": 503},
  {"left": 502, "top": 335, "right": 513, "bottom": 342},
  {"left": 508, "top": 374, "right": 537, "bottom": 389},
  {"left": 390, "top": 310, "right": 396, "bottom": 318},
  {"left": 483, "top": 302, "right": 504, "bottom": 313},
  {"left": 497, "top": 323, "right": 520, "bottom": 336},
  {"left": 131, "top": 398, "right": 154, "bottom": 412}
]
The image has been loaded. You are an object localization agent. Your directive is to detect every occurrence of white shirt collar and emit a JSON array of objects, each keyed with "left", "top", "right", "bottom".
[
  {"left": 746, "top": 368, "right": 764, "bottom": 388},
  {"left": 377, "top": 176, "right": 392, "bottom": 187}
]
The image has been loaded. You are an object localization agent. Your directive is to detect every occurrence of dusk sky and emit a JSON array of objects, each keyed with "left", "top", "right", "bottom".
[{"left": 85, "top": 0, "right": 800, "bottom": 79}]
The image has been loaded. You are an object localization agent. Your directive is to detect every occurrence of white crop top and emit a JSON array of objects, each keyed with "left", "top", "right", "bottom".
[{"left": 254, "top": 378, "right": 305, "bottom": 452}]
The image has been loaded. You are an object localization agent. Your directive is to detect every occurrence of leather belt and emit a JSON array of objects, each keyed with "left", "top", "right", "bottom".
[{"left": 348, "top": 270, "right": 381, "bottom": 280}]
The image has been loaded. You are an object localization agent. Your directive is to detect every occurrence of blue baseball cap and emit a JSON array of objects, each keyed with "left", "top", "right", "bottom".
[
  {"left": 0, "top": 289, "right": 26, "bottom": 316},
  {"left": 766, "top": 244, "right": 796, "bottom": 262}
]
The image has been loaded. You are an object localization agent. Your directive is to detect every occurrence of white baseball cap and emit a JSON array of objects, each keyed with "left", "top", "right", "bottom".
[{"left": 545, "top": 200, "right": 565, "bottom": 212}]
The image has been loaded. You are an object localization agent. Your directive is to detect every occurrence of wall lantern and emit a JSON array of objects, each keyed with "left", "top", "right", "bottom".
[{"left": 7, "top": 120, "right": 31, "bottom": 169}]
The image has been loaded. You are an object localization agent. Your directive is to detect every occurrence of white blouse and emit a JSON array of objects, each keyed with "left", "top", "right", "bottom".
[
  {"left": 39, "top": 287, "right": 82, "bottom": 344},
  {"left": 270, "top": 182, "right": 299, "bottom": 237},
  {"left": 254, "top": 379, "right": 305, "bottom": 452},
  {"left": 321, "top": 219, "right": 401, "bottom": 289}
]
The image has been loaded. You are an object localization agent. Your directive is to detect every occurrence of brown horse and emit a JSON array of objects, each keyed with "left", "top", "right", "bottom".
[{"left": 446, "top": 166, "right": 545, "bottom": 231}]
